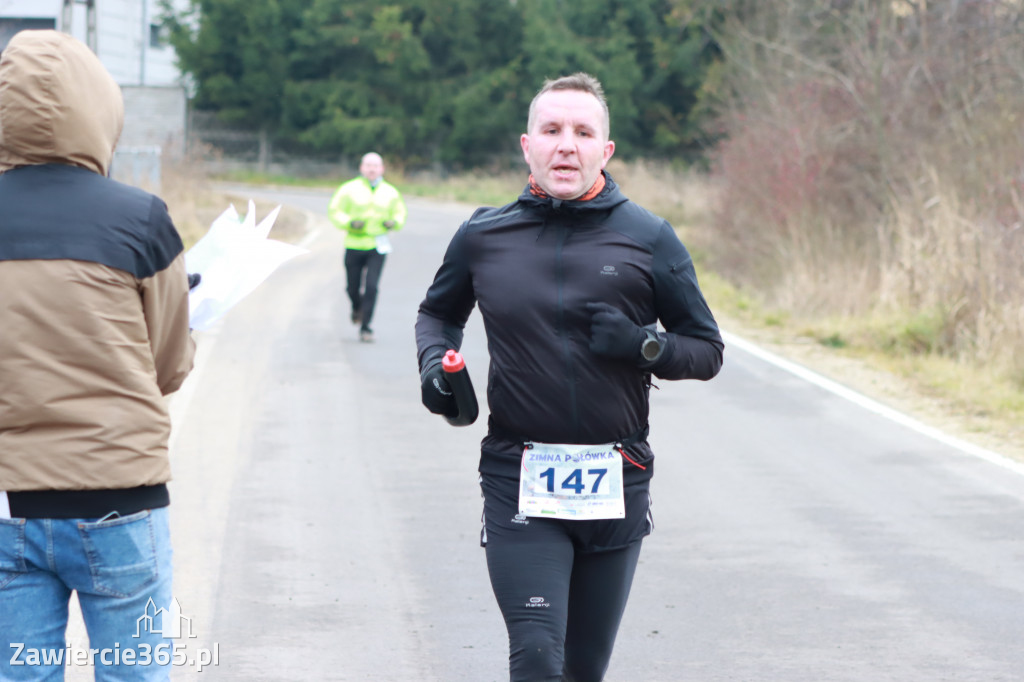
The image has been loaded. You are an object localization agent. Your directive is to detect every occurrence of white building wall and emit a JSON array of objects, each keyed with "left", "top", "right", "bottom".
[
  {"left": 1, "top": 0, "right": 186, "bottom": 86},
  {"left": 95, "top": 0, "right": 143, "bottom": 84},
  {"left": 1, "top": 0, "right": 192, "bottom": 168},
  {"left": 0, "top": 0, "right": 63, "bottom": 18},
  {"left": 141, "top": 0, "right": 182, "bottom": 86}
]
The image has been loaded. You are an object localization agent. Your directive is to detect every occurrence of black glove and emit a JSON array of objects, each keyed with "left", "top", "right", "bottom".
[
  {"left": 587, "top": 302, "right": 646, "bottom": 361},
  {"left": 421, "top": 363, "right": 456, "bottom": 415},
  {"left": 350, "top": 220, "right": 366, "bottom": 231},
  {"left": 187, "top": 273, "right": 202, "bottom": 290},
  {"left": 383, "top": 220, "right": 396, "bottom": 230}
]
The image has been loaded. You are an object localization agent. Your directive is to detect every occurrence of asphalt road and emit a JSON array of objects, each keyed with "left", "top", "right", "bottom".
[{"left": 163, "top": 187, "right": 1024, "bottom": 681}]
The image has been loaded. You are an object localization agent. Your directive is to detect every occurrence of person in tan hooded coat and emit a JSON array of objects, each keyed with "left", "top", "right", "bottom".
[{"left": 0, "top": 30, "right": 195, "bottom": 679}]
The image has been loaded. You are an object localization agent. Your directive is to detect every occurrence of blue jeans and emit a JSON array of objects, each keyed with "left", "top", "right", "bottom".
[{"left": 0, "top": 507, "right": 173, "bottom": 681}]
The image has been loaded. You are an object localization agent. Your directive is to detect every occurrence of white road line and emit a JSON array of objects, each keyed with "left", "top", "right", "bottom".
[{"left": 722, "top": 330, "right": 1024, "bottom": 477}]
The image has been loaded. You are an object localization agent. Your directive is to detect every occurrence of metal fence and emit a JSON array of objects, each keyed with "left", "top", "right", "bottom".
[{"left": 186, "top": 110, "right": 350, "bottom": 178}]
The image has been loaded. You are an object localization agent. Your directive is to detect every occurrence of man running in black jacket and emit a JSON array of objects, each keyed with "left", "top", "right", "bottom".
[{"left": 416, "top": 72, "right": 724, "bottom": 682}]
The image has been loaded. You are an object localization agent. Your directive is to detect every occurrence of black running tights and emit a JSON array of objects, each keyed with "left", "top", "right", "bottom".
[
  {"left": 485, "top": 536, "right": 643, "bottom": 682},
  {"left": 344, "top": 248, "right": 386, "bottom": 330}
]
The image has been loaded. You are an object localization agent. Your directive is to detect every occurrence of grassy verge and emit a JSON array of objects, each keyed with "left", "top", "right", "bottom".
[
  {"left": 400, "top": 172, "right": 524, "bottom": 208},
  {"left": 209, "top": 168, "right": 339, "bottom": 191},
  {"left": 702, "top": 272, "right": 1024, "bottom": 461},
  {"left": 162, "top": 163, "right": 313, "bottom": 248},
  {"left": 212, "top": 167, "right": 527, "bottom": 209}
]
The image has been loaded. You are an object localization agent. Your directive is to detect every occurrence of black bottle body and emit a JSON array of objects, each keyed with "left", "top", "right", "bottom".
[{"left": 442, "top": 350, "right": 479, "bottom": 427}]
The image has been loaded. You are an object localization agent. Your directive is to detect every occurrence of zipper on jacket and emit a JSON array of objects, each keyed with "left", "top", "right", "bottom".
[{"left": 553, "top": 220, "right": 582, "bottom": 438}]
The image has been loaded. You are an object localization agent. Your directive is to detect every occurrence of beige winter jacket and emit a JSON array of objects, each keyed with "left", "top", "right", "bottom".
[{"left": 0, "top": 30, "right": 195, "bottom": 493}]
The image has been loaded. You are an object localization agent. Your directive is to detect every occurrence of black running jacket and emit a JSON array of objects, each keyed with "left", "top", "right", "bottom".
[{"left": 415, "top": 173, "right": 724, "bottom": 481}]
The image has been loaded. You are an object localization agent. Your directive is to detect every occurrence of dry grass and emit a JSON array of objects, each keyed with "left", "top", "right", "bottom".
[
  {"left": 602, "top": 163, "right": 1024, "bottom": 462},
  {"left": 161, "top": 161, "right": 310, "bottom": 248},
  {"left": 605, "top": 159, "right": 712, "bottom": 236},
  {"left": 400, "top": 169, "right": 524, "bottom": 208}
]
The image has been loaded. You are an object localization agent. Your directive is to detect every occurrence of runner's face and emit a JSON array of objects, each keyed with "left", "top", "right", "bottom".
[{"left": 521, "top": 90, "right": 615, "bottom": 200}]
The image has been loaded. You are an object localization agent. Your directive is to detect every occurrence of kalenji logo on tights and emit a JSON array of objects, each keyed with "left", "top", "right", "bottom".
[{"left": 525, "top": 596, "right": 550, "bottom": 608}]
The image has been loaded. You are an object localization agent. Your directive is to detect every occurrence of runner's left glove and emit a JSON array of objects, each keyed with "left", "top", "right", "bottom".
[{"left": 420, "top": 362, "right": 456, "bottom": 415}]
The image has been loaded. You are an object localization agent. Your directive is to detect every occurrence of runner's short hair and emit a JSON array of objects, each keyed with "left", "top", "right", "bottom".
[{"left": 527, "top": 72, "right": 610, "bottom": 138}]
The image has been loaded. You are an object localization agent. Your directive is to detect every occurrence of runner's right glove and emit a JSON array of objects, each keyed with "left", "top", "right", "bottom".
[
  {"left": 587, "top": 302, "right": 646, "bottom": 361},
  {"left": 420, "top": 362, "right": 456, "bottom": 415}
]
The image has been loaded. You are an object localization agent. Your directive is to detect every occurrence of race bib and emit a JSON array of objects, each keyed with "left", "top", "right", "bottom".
[
  {"left": 519, "top": 442, "right": 625, "bottom": 520},
  {"left": 375, "top": 234, "right": 392, "bottom": 254}
]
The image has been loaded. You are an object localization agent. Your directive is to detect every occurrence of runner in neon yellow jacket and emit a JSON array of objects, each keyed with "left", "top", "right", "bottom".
[
  {"left": 328, "top": 156, "right": 407, "bottom": 250},
  {"left": 327, "top": 152, "right": 407, "bottom": 342}
]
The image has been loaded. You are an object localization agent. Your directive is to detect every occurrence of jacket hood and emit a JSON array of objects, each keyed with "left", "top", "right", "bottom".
[{"left": 0, "top": 30, "right": 123, "bottom": 175}]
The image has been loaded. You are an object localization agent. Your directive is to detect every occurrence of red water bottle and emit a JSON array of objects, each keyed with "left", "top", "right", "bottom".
[{"left": 442, "top": 349, "right": 479, "bottom": 427}]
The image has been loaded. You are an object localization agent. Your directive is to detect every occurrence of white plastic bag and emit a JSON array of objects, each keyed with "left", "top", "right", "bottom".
[{"left": 186, "top": 201, "right": 307, "bottom": 331}]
